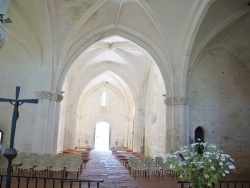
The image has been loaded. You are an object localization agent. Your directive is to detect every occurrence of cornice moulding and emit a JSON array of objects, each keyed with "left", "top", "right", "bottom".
[
  {"left": 0, "top": 23, "right": 8, "bottom": 50},
  {"left": 36, "top": 91, "right": 63, "bottom": 102}
]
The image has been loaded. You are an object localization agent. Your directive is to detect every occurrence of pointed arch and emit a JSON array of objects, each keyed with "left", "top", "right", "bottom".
[{"left": 56, "top": 28, "right": 170, "bottom": 97}]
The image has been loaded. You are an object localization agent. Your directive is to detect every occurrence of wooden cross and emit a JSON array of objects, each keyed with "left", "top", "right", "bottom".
[{"left": 0, "top": 86, "right": 38, "bottom": 188}]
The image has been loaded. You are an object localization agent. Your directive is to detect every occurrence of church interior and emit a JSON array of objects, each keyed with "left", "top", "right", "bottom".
[{"left": 0, "top": 0, "right": 249, "bottom": 187}]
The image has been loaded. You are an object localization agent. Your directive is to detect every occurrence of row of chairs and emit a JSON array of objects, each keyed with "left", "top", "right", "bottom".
[
  {"left": 128, "top": 156, "right": 177, "bottom": 180},
  {"left": 0, "top": 153, "right": 83, "bottom": 179}
]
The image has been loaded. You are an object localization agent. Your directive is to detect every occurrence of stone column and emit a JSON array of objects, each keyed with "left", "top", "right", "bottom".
[
  {"left": 65, "top": 105, "right": 76, "bottom": 150},
  {"left": 32, "top": 91, "right": 63, "bottom": 154},
  {"left": 133, "top": 108, "right": 144, "bottom": 152},
  {"left": 165, "top": 97, "right": 189, "bottom": 152}
]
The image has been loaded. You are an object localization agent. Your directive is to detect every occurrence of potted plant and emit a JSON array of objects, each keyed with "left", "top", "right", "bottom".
[{"left": 165, "top": 139, "right": 235, "bottom": 188}]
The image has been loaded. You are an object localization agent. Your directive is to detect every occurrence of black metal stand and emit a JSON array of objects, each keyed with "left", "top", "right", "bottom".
[{"left": 3, "top": 148, "right": 17, "bottom": 188}]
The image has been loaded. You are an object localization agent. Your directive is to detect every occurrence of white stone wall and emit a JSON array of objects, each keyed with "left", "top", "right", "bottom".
[
  {"left": 189, "top": 48, "right": 250, "bottom": 171},
  {"left": 144, "top": 64, "right": 166, "bottom": 157},
  {"left": 75, "top": 85, "right": 133, "bottom": 149},
  {"left": 0, "top": 39, "right": 40, "bottom": 153}
]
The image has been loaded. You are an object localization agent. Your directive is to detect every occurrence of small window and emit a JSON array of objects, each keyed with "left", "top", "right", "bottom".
[
  {"left": 195, "top": 126, "right": 204, "bottom": 143},
  {"left": 195, "top": 127, "right": 204, "bottom": 154}
]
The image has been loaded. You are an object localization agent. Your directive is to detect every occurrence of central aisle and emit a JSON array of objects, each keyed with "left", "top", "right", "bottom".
[
  {"left": 80, "top": 150, "right": 143, "bottom": 188},
  {"left": 79, "top": 150, "right": 179, "bottom": 188}
]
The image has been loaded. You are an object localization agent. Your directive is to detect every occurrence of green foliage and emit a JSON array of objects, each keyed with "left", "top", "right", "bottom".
[{"left": 165, "top": 140, "right": 235, "bottom": 187}]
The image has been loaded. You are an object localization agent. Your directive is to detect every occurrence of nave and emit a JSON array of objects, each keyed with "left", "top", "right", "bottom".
[
  {"left": 1, "top": 149, "right": 249, "bottom": 188},
  {"left": 0, "top": 150, "right": 179, "bottom": 188},
  {"left": 79, "top": 150, "right": 178, "bottom": 188}
]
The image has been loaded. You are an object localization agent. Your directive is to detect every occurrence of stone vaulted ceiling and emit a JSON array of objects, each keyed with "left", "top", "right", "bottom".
[{"left": 4, "top": 0, "right": 250, "bottom": 96}]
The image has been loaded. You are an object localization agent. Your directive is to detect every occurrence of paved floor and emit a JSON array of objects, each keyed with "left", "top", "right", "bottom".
[{"left": 80, "top": 150, "right": 179, "bottom": 188}]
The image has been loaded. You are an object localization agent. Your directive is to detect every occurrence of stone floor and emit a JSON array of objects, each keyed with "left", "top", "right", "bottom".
[{"left": 80, "top": 150, "right": 179, "bottom": 188}]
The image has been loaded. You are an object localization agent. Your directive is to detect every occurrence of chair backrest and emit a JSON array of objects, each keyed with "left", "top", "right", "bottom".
[
  {"left": 19, "top": 152, "right": 27, "bottom": 156},
  {"left": 140, "top": 156, "right": 151, "bottom": 164},
  {"left": 160, "top": 160, "right": 171, "bottom": 170},
  {"left": 135, "top": 160, "right": 145, "bottom": 170},
  {"left": 155, "top": 157, "right": 163, "bottom": 166},
  {"left": 13, "top": 154, "right": 25, "bottom": 164},
  {"left": 43, "top": 153, "right": 52, "bottom": 157},
  {"left": 46, "top": 156, "right": 55, "bottom": 167},
  {"left": 51, "top": 159, "right": 65, "bottom": 169},
  {"left": 70, "top": 156, "right": 82, "bottom": 163},
  {"left": 128, "top": 157, "right": 137, "bottom": 168},
  {"left": 147, "top": 160, "right": 158, "bottom": 170},
  {"left": 0, "top": 154, "right": 7, "bottom": 164},
  {"left": 20, "top": 158, "right": 36, "bottom": 168},
  {"left": 66, "top": 160, "right": 79, "bottom": 171},
  {"left": 0, "top": 155, "right": 8, "bottom": 167},
  {"left": 36, "top": 158, "right": 49, "bottom": 168},
  {"left": 30, "top": 153, "right": 38, "bottom": 156}
]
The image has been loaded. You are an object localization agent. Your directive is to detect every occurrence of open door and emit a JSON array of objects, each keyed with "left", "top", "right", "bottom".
[{"left": 94, "top": 122, "right": 110, "bottom": 151}]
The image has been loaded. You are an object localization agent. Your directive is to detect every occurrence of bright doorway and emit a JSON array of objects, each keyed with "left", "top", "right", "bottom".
[{"left": 94, "top": 122, "right": 110, "bottom": 150}]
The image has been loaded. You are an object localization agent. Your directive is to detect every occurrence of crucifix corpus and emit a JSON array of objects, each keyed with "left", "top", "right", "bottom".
[{"left": 0, "top": 86, "right": 39, "bottom": 188}]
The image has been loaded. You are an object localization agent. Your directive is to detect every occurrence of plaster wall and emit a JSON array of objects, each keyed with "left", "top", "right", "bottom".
[{"left": 189, "top": 48, "right": 250, "bottom": 171}]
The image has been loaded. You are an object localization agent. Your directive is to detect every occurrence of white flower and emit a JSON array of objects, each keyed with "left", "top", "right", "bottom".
[
  {"left": 170, "top": 164, "right": 175, "bottom": 169},
  {"left": 164, "top": 141, "right": 235, "bottom": 183},
  {"left": 191, "top": 143, "right": 196, "bottom": 148},
  {"left": 229, "top": 165, "right": 235, "bottom": 170}
]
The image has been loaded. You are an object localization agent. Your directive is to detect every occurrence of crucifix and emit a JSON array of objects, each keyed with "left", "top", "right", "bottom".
[{"left": 0, "top": 86, "right": 38, "bottom": 188}]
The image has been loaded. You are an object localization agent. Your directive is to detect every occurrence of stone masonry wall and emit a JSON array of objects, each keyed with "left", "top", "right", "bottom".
[
  {"left": 76, "top": 85, "right": 132, "bottom": 149},
  {"left": 189, "top": 48, "right": 250, "bottom": 172}
]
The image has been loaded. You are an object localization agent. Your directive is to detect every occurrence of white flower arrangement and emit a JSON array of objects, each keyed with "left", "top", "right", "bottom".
[{"left": 165, "top": 140, "right": 235, "bottom": 187}]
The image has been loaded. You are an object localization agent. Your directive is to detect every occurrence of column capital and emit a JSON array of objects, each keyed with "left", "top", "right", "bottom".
[
  {"left": 164, "top": 96, "right": 189, "bottom": 106},
  {"left": 35, "top": 91, "right": 64, "bottom": 102},
  {"left": 0, "top": 23, "right": 7, "bottom": 50}
]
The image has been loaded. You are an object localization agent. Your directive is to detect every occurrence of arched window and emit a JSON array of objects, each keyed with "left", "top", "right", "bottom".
[
  {"left": 195, "top": 126, "right": 204, "bottom": 143},
  {"left": 195, "top": 127, "right": 204, "bottom": 154}
]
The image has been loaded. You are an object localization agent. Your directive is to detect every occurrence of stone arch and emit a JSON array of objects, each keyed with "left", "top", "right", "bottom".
[
  {"left": 186, "top": 8, "right": 250, "bottom": 96},
  {"left": 56, "top": 28, "right": 170, "bottom": 97},
  {"left": 178, "top": 0, "right": 215, "bottom": 97},
  {"left": 74, "top": 72, "right": 134, "bottom": 149},
  {"left": 70, "top": 66, "right": 139, "bottom": 109}
]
